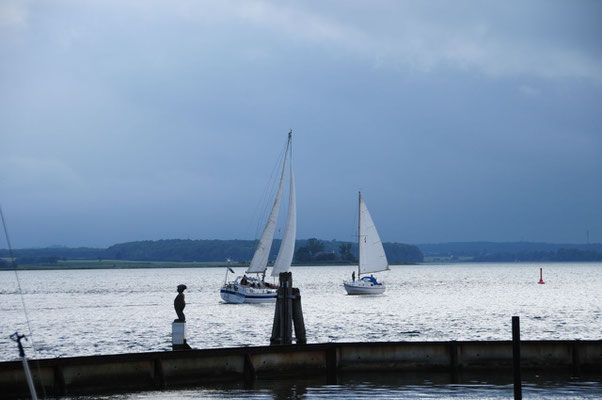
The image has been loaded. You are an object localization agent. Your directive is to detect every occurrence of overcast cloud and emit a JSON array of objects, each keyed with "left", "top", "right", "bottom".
[{"left": 1, "top": 0, "right": 601, "bottom": 247}]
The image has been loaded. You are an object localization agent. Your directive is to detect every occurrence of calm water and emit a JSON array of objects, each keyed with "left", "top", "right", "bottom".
[
  {"left": 2, "top": 263, "right": 601, "bottom": 398},
  {"left": 1, "top": 263, "right": 601, "bottom": 361},
  {"left": 63, "top": 378, "right": 602, "bottom": 400}
]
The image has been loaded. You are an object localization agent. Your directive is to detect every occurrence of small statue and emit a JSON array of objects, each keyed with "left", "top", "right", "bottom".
[{"left": 174, "top": 284, "right": 187, "bottom": 322}]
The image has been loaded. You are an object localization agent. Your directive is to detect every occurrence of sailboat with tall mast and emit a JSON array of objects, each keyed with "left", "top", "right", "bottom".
[
  {"left": 220, "top": 131, "right": 296, "bottom": 303},
  {"left": 344, "top": 192, "right": 389, "bottom": 295}
]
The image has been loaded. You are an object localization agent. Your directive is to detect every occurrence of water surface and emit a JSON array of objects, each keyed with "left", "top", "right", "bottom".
[{"left": 1, "top": 263, "right": 601, "bottom": 362}]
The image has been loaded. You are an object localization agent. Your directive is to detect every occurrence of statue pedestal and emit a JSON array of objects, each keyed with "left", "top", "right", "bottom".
[{"left": 172, "top": 322, "right": 191, "bottom": 350}]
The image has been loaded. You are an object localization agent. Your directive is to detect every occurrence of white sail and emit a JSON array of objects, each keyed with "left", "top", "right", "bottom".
[
  {"left": 358, "top": 195, "right": 389, "bottom": 275},
  {"left": 271, "top": 161, "right": 296, "bottom": 277},
  {"left": 246, "top": 138, "right": 290, "bottom": 274}
]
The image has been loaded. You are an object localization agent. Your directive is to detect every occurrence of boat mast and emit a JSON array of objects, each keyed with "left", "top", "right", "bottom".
[
  {"left": 271, "top": 130, "right": 295, "bottom": 278},
  {"left": 246, "top": 132, "right": 291, "bottom": 276},
  {"left": 358, "top": 191, "right": 361, "bottom": 278}
]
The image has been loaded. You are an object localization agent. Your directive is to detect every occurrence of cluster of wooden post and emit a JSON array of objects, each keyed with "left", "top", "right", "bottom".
[{"left": 270, "top": 272, "right": 306, "bottom": 345}]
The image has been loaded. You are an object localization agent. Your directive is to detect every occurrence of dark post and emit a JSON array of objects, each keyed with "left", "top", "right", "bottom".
[
  {"left": 280, "top": 273, "right": 293, "bottom": 344},
  {"left": 292, "top": 288, "right": 306, "bottom": 344},
  {"left": 270, "top": 299, "right": 281, "bottom": 344},
  {"left": 271, "top": 272, "right": 293, "bottom": 345},
  {"left": 512, "top": 316, "right": 522, "bottom": 400},
  {"left": 271, "top": 272, "right": 306, "bottom": 345}
]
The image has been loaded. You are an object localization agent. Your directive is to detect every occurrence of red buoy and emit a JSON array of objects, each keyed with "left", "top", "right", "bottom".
[{"left": 538, "top": 268, "right": 545, "bottom": 284}]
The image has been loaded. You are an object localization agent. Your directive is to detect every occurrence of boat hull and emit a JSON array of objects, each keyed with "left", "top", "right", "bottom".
[
  {"left": 344, "top": 280, "right": 386, "bottom": 295},
  {"left": 220, "top": 286, "right": 277, "bottom": 304}
]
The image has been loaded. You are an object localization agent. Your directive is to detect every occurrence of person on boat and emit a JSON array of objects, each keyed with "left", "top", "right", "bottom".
[
  {"left": 370, "top": 274, "right": 382, "bottom": 285},
  {"left": 241, "top": 275, "right": 248, "bottom": 285},
  {"left": 174, "top": 284, "right": 187, "bottom": 322},
  {"left": 352, "top": 271, "right": 355, "bottom": 282}
]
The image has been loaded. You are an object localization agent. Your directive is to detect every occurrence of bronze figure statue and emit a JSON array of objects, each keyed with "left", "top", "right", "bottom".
[{"left": 174, "top": 284, "right": 187, "bottom": 322}]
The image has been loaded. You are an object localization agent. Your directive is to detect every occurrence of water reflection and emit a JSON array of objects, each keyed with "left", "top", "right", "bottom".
[{"left": 66, "top": 372, "right": 602, "bottom": 400}]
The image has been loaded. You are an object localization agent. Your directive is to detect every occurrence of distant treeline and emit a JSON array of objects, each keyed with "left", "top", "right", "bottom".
[
  {"left": 0, "top": 247, "right": 101, "bottom": 267},
  {"left": 473, "top": 248, "right": 602, "bottom": 262},
  {"left": 0, "top": 247, "right": 104, "bottom": 259},
  {"left": 3, "top": 241, "right": 601, "bottom": 267},
  {"left": 418, "top": 241, "right": 602, "bottom": 262},
  {"left": 0, "top": 239, "right": 424, "bottom": 266},
  {"left": 0, "top": 256, "right": 60, "bottom": 266}
]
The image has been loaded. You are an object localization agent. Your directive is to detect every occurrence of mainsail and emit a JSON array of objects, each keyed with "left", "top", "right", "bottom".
[
  {"left": 246, "top": 134, "right": 292, "bottom": 274},
  {"left": 271, "top": 160, "right": 296, "bottom": 276},
  {"left": 358, "top": 194, "right": 389, "bottom": 275}
]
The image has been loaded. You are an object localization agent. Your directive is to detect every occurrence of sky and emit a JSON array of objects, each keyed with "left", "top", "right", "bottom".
[{"left": 1, "top": 0, "right": 601, "bottom": 248}]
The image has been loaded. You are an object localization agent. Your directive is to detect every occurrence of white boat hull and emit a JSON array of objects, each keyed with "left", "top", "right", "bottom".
[
  {"left": 220, "top": 284, "right": 277, "bottom": 304},
  {"left": 344, "top": 280, "right": 386, "bottom": 295}
]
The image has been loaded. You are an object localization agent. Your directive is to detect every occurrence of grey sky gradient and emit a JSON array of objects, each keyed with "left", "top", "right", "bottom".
[{"left": 1, "top": 0, "right": 601, "bottom": 248}]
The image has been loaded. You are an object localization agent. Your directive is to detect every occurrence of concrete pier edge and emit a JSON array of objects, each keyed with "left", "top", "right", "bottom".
[{"left": 1, "top": 340, "right": 600, "bottom": 398}]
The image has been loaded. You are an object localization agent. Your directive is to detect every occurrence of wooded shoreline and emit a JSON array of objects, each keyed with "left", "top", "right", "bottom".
[{"left": 2, "top": 239, "right": 602, "bottom": 269}]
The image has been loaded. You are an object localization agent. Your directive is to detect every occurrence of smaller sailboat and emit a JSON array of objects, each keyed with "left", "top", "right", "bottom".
[
  {"left": 344, "top": 192, "right": 389, "bottom": 295},
  {"left": 220, "top": 131, "right": 296, "bottom": 304}
]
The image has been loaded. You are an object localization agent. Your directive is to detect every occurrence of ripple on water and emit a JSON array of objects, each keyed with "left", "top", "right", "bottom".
[{"left": 1, "top": 263, "right": 601, "bottom": 361}]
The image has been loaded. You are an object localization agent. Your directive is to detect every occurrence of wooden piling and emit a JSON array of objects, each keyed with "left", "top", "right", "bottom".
[
  {"left": 270, "top": 300, "right": 281, "bottom": 345},
  {"left": 280, "top": 274, "right": 293, "bottom": 345},
  {"left": 292, "top": 288, "right": 306, "bottom": 345},
  {"left": 512, "top": 316, "right": 522, "bottom": 400},
  {"left": 271, "top": 272, "right": 306, "bottom": 345}
]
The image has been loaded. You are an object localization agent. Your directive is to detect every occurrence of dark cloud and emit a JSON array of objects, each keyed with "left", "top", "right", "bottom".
[{"left": 1, "top": 1, "right": 601, "bottom": 247}]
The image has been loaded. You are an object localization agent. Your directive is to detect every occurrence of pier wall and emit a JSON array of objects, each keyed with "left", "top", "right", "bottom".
[{"left": 1, "top": 340, "right": 600, "bottom": 398}]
